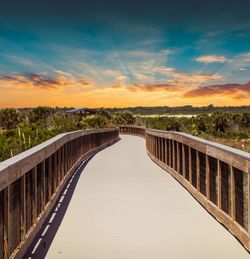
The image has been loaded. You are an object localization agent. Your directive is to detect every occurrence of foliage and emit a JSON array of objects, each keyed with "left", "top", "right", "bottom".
[
  {"left": 211, "top": 111, "right": 230, "bottom": 133},
  {"left": 112, "top": 111, "right": 134, "bottom": 125},
  {"left": 28, "top": 106, "right": 55, "bottom": 125},
  {"left": 240, "top": 113, "right": 250, "bottom": 127},
  {"left": 0, "top": 106, "right": 249, "bottom": 162},
  {"left": 195, "top": 114, "right": 210, "bottom": 133},
  {"left": 98, "top": 108, "right": 112, "bottom": 120},
  {"left": 106, "top": 105, "right": 250, "bottom": 115},
  {"left": 146, "top": 117, "right": 182, "bottom": 131},
  {"left": 0, "top": 108, "right": 23, "bottom": 129},
  {"left": 80, "top": 115, "right": 112, "bottom": 129},
  {"left": 48, "top": 114, "right": 79, "bottom": 132},
  {"left": 144, "top": 111, "right": 250, "bottom": 151}
]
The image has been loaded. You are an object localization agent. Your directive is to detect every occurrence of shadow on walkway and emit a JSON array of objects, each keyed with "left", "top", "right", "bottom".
[{"left": 24, "top": 153, "right": 97, "bottom": 259}]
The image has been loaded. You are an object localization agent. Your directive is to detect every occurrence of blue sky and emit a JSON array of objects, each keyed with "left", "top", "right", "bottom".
[{"left": 0, "top": 0, "right": 250, "bottom": 107}]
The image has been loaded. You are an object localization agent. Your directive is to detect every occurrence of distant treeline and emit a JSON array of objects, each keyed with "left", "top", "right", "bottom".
[
  {"left": 105, "top": 105, "right": 250, "bottom": 115},
  {"left": 15, "top": 105, "right": 250, "bottom": 116}
]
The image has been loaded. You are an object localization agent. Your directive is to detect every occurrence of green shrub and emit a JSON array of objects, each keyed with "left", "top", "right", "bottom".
[
  {"left": 0, "top": 108, "right": 23, "bottom": 129},
  {"left": 112, "top": 111, "right": 134, "bottom": 125},
  {"left": 80, "top": 115, "right": 112, "bottom": 129}
]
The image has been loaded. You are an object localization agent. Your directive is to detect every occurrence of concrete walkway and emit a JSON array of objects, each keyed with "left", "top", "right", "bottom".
[{"left": 27, "top": 135, "right": 249, "bottom": 259}]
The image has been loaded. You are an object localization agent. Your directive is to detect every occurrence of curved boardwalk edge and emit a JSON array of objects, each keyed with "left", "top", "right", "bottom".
[
  {"left": 0, "top": 129, "right": 119, "bottom": 259},
  {"left": 119, "top": 125, "right": 250, "bottom": 252}
]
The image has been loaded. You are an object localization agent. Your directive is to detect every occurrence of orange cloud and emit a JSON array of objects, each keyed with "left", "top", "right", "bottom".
[
  {"left": 126, "top": 71, "right": 223, "bottom": 93},
  {"left": 111, "top": 83, "right": 124, "bottom": 89},
  {"left": 184, "top": 81, "right": 250, "bottom": 98},
  {"left": 195, "top": 55, "right": 229, "bottom": 63},
  {"left": 169, "top": 72, "right": 222, "bottom": 86},
  {"left": 128, "top": 83, "right": 181, "bottom": 92},
  {"left": 155, "top": 67, "right": 223, "bottom": 86},
  {"left": 0, "top": 72, "right": 90, "bottom": 90}
]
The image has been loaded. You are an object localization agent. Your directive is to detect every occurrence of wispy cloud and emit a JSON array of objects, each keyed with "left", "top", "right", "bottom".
[
  {"left": 124, "top": 67, "right": 223, "bottom": 94},
  {"left": 184, "top": 81, "right": 250, "bottom": 99},
  {"left": 242, "top": 53, "right": 250, "bottom": 62},
  {"left": 155, "top": 67, "right": 223, "bottom": 87},
  {"left": 194, "top": 55, "right": 229, "bottom": 63},
  {"left": 128, "top": 83, "right": 180, "bottom": 92},
  {"left": 5, "top": 55, "right": 34, "bottom": 66},
  {"left": 0, "top": 72, "right": 91, "bottom": 90}
]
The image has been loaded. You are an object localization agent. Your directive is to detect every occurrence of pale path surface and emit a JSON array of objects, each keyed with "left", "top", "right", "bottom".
[{"left": 45, "top": 135, "right": 249, "bottom": 259}]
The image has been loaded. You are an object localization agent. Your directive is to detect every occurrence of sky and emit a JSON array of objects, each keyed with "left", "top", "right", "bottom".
[{"left": 0, "top": 0, "right": 250, "bottom": 108}]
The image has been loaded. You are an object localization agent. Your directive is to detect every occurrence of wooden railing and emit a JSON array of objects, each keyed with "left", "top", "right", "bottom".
[
  {"left": 0, "top": 128, "right": 119, "bottom": 258},
  {"left": 119, "top": 125, "right": 250, "bottom": 251},
  {"left": 119, "top": 125, "right": 145, "bottom": 137}
]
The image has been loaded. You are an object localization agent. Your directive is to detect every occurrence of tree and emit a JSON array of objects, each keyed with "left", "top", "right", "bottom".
[
  {"left": 211, "top": 111, "right": 230, "bottom": 133},
  {"left": 28, "top": 106, "right": 55, "bottom": 124},
  {"left": 112, "top": 111, "right": 134, "bottom": 125},
  {"left": 195, "top": 114, "right": 210, "bottom": 133},
  {"left": 240, "top": 113, "right": 250, "bottom": 128},
  {"left": 99, "top": 108, "right": 112, "bottom": 120},
  {"left": 165, "top": 117, "right": 181, "bottom": 131},
  {"left": 80, "top": 115, "right": 112, "bottom": 129},
  {"left": 0, "top": 108, "right": 23, "bottom": 129}
]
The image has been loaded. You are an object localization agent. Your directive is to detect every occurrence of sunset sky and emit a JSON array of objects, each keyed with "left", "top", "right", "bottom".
[{"left": 0, "top": 0, "right": 250, "bottom": 108}]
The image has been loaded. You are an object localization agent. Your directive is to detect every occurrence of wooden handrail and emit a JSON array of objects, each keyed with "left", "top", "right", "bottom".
[
  {"left": 0, "top": 128, "right": 119, "bottom": 258},
  {"left": 119, "top": 125, "right": 250, "bottom": 251}
]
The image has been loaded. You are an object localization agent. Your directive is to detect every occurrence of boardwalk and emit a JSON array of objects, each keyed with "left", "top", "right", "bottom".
[{"left": 27, "top": 135, "right": 249, "bottom": 259}]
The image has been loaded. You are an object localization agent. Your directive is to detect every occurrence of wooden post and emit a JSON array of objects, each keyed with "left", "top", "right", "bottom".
[
  {"left": 150, "top": 135, "right": 152, "bottom": 153},
  {"left": 48, "top": 156, "right": 52, "bottom": 200},
  {"left": 189, "top": 147, "right": 192, "bottom": 182},
  {"left": 182, "top": 144, "right": 186, "bottom": 179},
  {"left": 206, "top": 155, "right": 210, "bottom": 199},
  {"left": 53, "top": 152, "right": 57, "bottom": 192},
  {"left": 41, "top": 160, "right": 45, "bottom": 211},
  {"left": 217, "top": 160, "right": 222, "bottom": 210},
  {"left": 165, "top": 139, "right": 168, "bottom": 165},
  {"left": 58, "top": 149, "right": 62, "bottom": 185},
  {"left": 177, "top": 142, "right": 180, "bottom": 173},
  {"left": 65, "top": 144, "right": 68, "bottom": 175},
  {"left": 20, "top": 175, "right": 26, "bottom": 241},
  {"left": 32, "top": 167, "right": 37, "bottom": 224},
  {"left": 147, "top": 134, "right": 149, "bottom": 152},
  {"left": 158, "top": 137, "right": 161, "bottom": 161},
  {"left": 72, "top": 141, "right": 74, "bottom": 166},
  {"left": 230, "top": 165, "right": 236, "bottom": 220},
  {"left": 61, "top": 146, "right": 65, "bottom": 179},
  {"left": 161, "top": 138, "right": 164, "bottom": 162},
  {"left": 68, "top": 143, "right": 71, "bottom": 170},
  {"left": 158, "top": 137, "right": 160, "bottom": 160},
  {"left": 3, "top": 187, "right": 9, "bottom": 259},
  {"left": 169, "top": 140, "right": 172, "bottom": 168},
  {"left": 154, "top": 137, "right": 156, "bottom": 157},
  {"left": 149, "top": 134, "right": 151, "bottom": 152},
  {"left": 152, "top": 136, "right": 154, "bottom": 155},
  {"left": 173, "top": 141, "right": 176, "bottom": 170},
  {"left": 152, "top": 137, "right": 154, "bottom": 156},
  {"left": 156, "top": 137, "right": 158, "bottom": 159},
  {"left": 70, "top": 142, "right": 73, "bottom": 168},
  {"left": 156, "top": 137, "right": 158, "bottom": 158},
  {"left": 197, "top": 151, "right": 200, "bottom": 191}
]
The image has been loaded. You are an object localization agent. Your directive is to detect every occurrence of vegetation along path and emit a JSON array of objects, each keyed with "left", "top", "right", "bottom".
[{"left": 27, "top": 135, "right": 249, "bottom": 259}]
